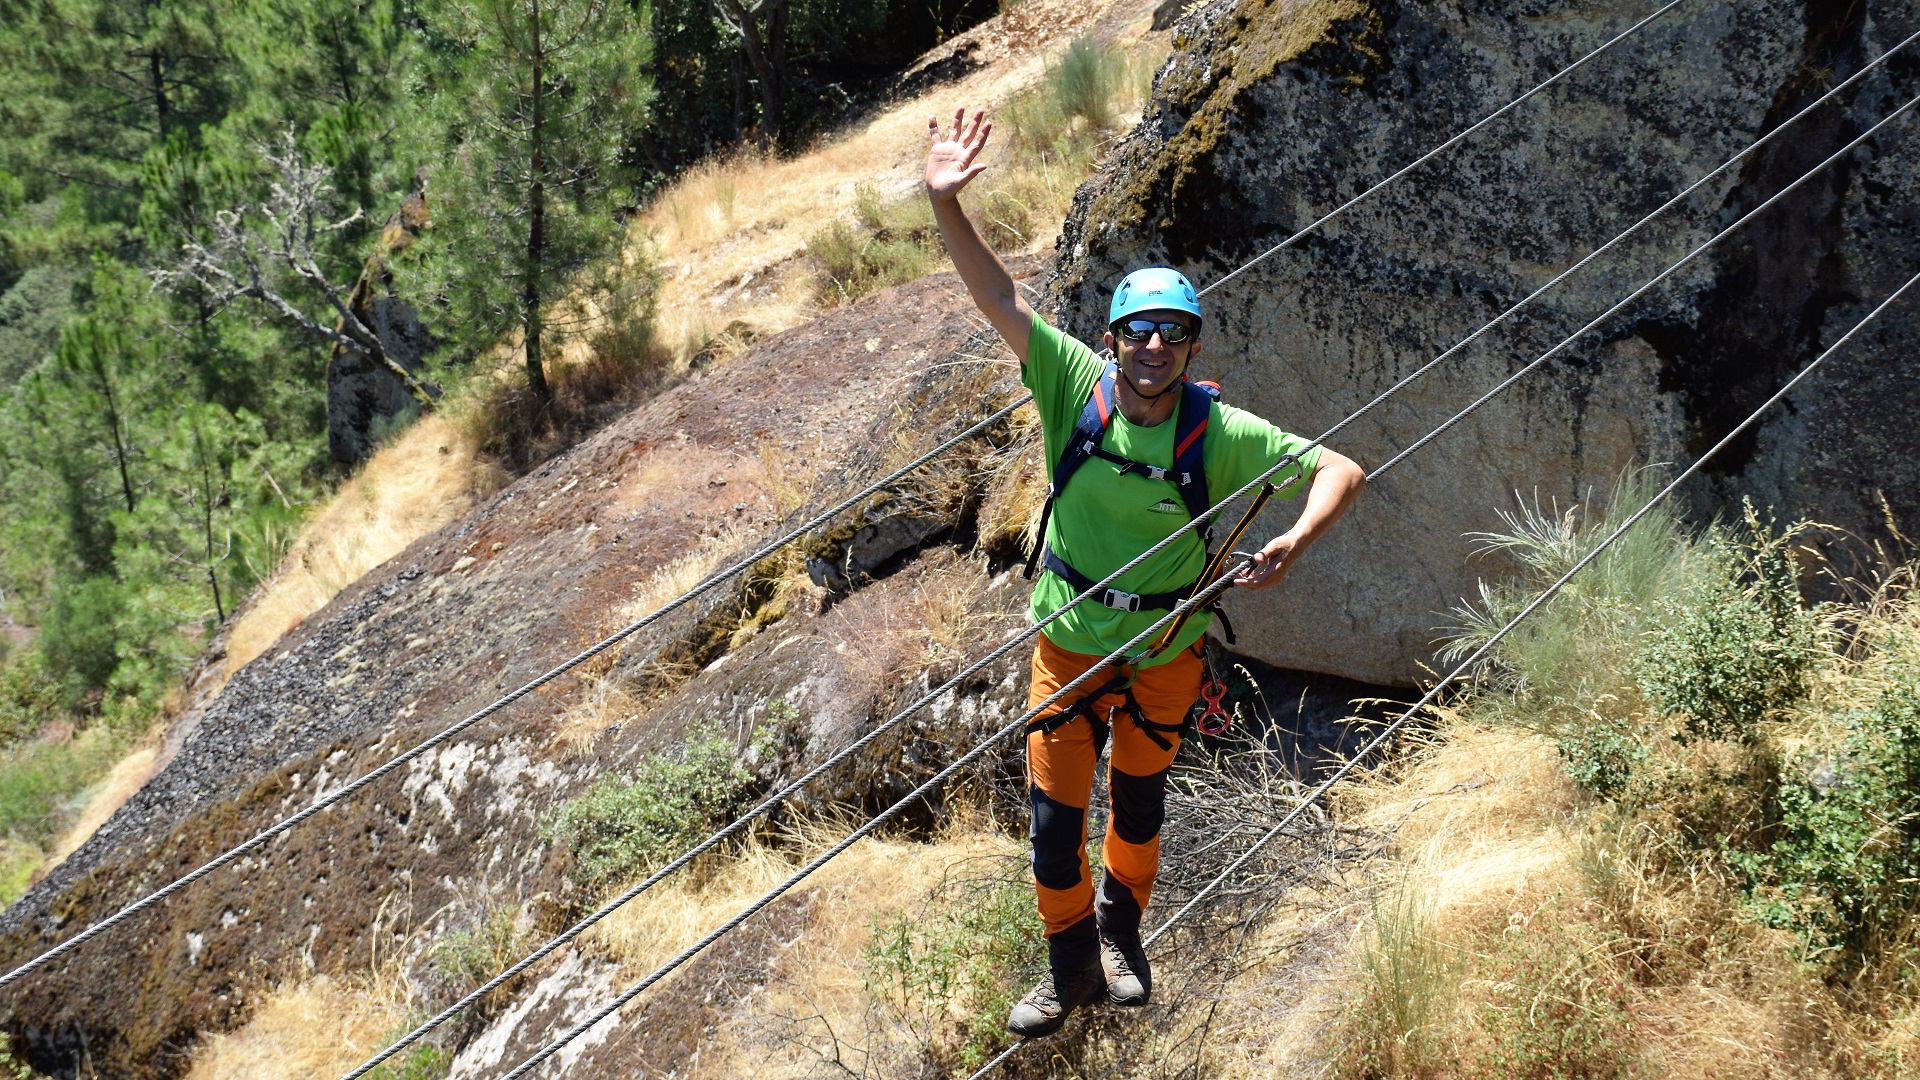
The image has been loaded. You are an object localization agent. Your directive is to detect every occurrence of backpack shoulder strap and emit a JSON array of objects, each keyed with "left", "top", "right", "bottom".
[
  {"left": 1053, "top": 361, "right": 1119, "bottom": 495},
  {"left": 1170, "top": 379, "right": 1219, "bottom": 522},
  {"left": 1023, "top": 361, "right": 1119, "bottom": 579}
]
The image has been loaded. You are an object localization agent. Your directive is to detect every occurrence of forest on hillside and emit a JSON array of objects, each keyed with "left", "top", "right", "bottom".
[{"left": 0, "top": 0, "right": 991, "bottom": 729}]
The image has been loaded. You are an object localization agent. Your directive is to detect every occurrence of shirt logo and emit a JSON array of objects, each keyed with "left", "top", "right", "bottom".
[{"left": 1148, "top": 498, "right": 1183, "bottom": 515}]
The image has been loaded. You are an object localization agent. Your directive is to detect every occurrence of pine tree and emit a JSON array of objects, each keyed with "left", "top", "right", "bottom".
[{"left": 411, "top": 0, "right": 653, "bottom": 400}]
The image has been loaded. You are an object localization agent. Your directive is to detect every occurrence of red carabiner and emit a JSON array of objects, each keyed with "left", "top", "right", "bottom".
[{"left": 1197, "top": 679, "right": 1230, "bottom": 736}]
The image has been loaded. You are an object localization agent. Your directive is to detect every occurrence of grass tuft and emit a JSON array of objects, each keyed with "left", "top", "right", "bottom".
[{"left": 862, "top": 854, "right": 1042, "bottom": 1070}]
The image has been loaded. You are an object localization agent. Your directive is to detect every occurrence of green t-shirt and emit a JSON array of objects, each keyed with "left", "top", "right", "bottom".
[{"left": 1023, "top": 312, "right": 1321, "bottom": 667}]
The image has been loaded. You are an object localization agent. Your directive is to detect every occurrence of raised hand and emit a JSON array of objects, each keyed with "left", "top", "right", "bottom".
[{"left": 926, "top": 107, "right": 992, "bottom": 202}]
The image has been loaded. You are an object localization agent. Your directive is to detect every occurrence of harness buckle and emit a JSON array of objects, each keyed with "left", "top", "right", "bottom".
[
  {"left": 1145, "top": 466, "right": 1168, "bottom": 480},
  {"left": 1102, "top": 588, "right": 1143, "bottom": 613}
]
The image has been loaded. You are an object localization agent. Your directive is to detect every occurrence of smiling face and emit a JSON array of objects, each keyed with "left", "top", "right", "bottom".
[{"left": 1104, "top": 308, "right": 1203, "bottom": 403}]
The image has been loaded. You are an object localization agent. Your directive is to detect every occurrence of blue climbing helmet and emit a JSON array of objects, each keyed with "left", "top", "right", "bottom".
[{"left": 1108, "top": 266, "right": 1202, "bottom": 332}]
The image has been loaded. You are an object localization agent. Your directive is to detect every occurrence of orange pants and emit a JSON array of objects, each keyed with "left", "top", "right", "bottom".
[{"left": 1025, "top": 634, "right": 1202, "bottom": 972}]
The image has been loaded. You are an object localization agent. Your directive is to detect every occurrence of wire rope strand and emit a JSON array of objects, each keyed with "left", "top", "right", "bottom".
[
  {"left": 350, "top": 19, "right": 1873, "bottom": 1071},
  {"left": 1, "top": 0, "right": 1696, "bottom": 1006},
  {"left": 341, "top": 427, "right": 1323, "bottom": 1078},
  {"left": 1195, "top": 0, "right": 1689, "bottom": 298},
  {"left": 1369, "top": 88, "right": 1920, "bottom": 481},
  {"left": 962, "top": 259, "right": 1920, "bottom": 1080},
  {"left": 0, "top": 391, "right": 1031, "bottom": 992},
  {"left": 498, "top": 565, "right": 1253, "bottom": 1079},
  {"left": 488, "top": 119, "right": 1898, "bottom": 1060},
  {"left": 1148, "top": 259, "right": 1920, "bottom": 962},
  {"left": 0, "top": 0, "right": 1730, "bottom": 1033}
]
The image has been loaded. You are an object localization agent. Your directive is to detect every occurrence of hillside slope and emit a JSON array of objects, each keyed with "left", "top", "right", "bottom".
[{"left": 0, "top": 271, "right": 1041, "bottom": 1075}]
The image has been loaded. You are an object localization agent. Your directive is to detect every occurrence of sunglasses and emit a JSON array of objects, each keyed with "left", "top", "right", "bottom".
[{"left": 1115, "top": 318, "right": 1196, "bottom": 344}]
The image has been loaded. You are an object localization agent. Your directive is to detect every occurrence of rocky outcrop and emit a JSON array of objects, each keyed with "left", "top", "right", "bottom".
[
  {"left": 327, "top": 184, "right": 439, "bottom": 467},
  {"left": 1055, "top": 0, "right": 1920, "bottom": 684}
]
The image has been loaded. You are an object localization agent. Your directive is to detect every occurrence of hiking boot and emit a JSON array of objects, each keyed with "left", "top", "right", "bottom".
[
  {"left": 1006, "top": 964, "right": 1103, "bottom": 1038},
  {"left": 1100, "top": 931, "right": 1151, "bottom": 1006}
]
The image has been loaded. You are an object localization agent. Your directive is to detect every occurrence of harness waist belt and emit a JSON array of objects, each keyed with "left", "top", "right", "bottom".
[{"left": 1041, "top": 548, "right": 1196, "bottom": 613}]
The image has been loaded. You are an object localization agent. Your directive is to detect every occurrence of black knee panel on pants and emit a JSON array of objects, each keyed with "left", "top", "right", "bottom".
[
  {"left": 1029, "top": 785, "right": 1086, "bottom": 891},
  {"left": 1097, "top": 872, "right": 1143, "bottom": 937},
  {"left": 1109, "top": 765, "right": 1169, "bottom": 847}
]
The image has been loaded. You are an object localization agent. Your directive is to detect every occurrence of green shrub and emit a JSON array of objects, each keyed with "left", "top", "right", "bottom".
[
  {"left": 0, "top": 1031, "right": 35, "bottom": 1079},
  {"left": 1633, "top": 519, "right": 1821, "bottom": 745},
  {"left": 1441, "top": 471, "right": 1693, "bottom": 741},
  {"left": 1555, "top": 718, "right": 1648, "bottom": 800},
  {"left": 1733, "top": 662, "right": 1920, "bottom": 958},
  {"left": 1001, "top": 37, "right": 1150, "bottom": 155},
  {"left": 807, "top": 187, "right": 937, "bottom": 305},
  {"left": 1052, "top": 38, "right": 1122, "bottom": 129},
  {"left": 863, "top": 857, "right": 1043, "bottom": 1069},
  {"left": 431, "top": 905, "right": 536, "bottom": 992},
  {"left": 542, "top": 732, "right": 756, "bottom": 890},
  {"left": 0, "top": 650, "right": 63, "bottom": 747},
  {"left": 364, "top": 1035, "right": 450, "bottom": 1080}
]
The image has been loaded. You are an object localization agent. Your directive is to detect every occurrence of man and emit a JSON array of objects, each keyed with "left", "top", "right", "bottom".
[{"left": 926, "top": 108, "right": 1366, "bottom": 1036}]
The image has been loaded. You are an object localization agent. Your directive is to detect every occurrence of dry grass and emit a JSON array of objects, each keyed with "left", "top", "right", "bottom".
[
  {"left": 184, "top": 974, "right": 414, "bottom": 1080},
  {"left": 224, "top": 414, "right": 482, "bottom": 678},
  {"left": 975, "top": 396, "right": 1046, "bottom": 563},
  {"left": 583, "top": 815, "right": 1023, "bottom": 1078},
  {"left": 638, "top": 0, "right": 1165, "bottom": 365},
  {"left": 1300, "top": 715, "right": 1893, "bottom": 1080},
  {"left": 1342, "top": 721, "right": 1577, "bottom": 915}
]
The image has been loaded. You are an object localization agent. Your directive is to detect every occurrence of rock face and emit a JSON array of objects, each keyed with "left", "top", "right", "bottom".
[{"left": 1055, "top": 0, "right": 1920, "bottom": 684}]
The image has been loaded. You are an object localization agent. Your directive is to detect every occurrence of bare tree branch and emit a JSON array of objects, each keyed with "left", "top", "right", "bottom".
[{"left": 154, "top": 131, "right": 438, "bottom": 408}]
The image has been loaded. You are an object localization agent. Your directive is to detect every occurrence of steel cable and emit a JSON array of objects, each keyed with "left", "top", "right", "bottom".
[
  {"left": 498, "top": 563, "right": 1255, "bottom": 1080},
  {"left": 965, "top": 259, "right": 1920, "bottom": 1080},
  {"left": 4, "top": 0, "right": 1690, "bottom": 1003},
  {"left": 0, "top": 393, "right": 1030, "bottom": 991},
  {"left": 492, "top": 266, "right": 1613, "bottom": 1072},
  {"left": 491, "top": 117, "right": 1889, "bottom": 1060},
  {"left": 504, "top": 88, "right": 1920, "bottom": 1074},
  {"left": 331, "top": 13, "right": 1743, "bottom": 1067},
  {"left": 354, "top": 16, "right": 1829, "bottom": 1073},
  {"left": 1195, "top": 0, "right": 1689, "bottom": 298},
  {"left": 341, "top": 475, "right": 1302, "bottom": 1077},
  {"left": 1297, "top": 26, "right": 1920, "bottom": 458}
]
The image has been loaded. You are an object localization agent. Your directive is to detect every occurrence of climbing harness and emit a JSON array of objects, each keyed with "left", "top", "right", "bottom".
[
  {"left": 1025, "top": 658, "right": 1187, "bottom": 754},
  {"left": 1022, "top": 358, "right": 1265, "bottom": 653}
]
